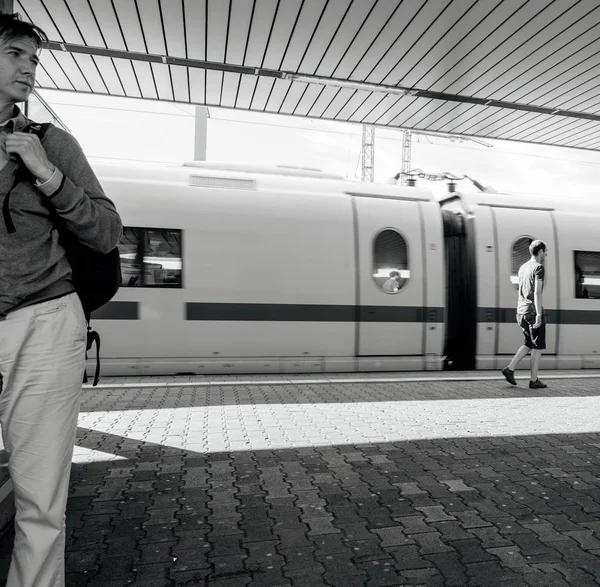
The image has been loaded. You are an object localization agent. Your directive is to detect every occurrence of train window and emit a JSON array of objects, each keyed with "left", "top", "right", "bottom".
[
  {"left": 574, "top": 251, "right": 600, "bottom": 299},
  {"left": 373, "top": 229, "right": 409, "bottom": 293},
  {"left": 118, "top": 227, "right": 182, "bottom": 288},
  {"left": 510, "top": 236, "right": 533, "bottom": 287}
]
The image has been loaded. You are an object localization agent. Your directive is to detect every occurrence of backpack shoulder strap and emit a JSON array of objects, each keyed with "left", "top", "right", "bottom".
[{"left": 23, "top": 121, "right": 53, "bottom": 142}]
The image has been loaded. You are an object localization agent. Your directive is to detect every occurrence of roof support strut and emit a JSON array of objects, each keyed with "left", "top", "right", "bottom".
[{"left": 43, "top": 41, "right": 600, "bottom": 125}]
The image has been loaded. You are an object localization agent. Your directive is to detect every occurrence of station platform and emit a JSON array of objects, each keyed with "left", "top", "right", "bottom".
[{"left": 2, "top": 370, "right": 600, "bottom": 586}]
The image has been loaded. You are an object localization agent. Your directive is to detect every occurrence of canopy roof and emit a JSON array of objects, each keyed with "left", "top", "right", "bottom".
[{"left": 16, "top": 0, "right": 600, "bottom": 150}]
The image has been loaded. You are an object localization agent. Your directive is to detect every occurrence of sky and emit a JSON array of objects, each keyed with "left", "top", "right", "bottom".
[{"left": 31, "top": 89, "right": 600, "bottom": 201}]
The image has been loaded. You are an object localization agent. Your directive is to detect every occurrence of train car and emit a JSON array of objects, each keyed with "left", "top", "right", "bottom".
[
  {"left": 441, "top": 191, "right": 600, "bottom": 371},
  {"left": 86, "top": 159, "right": 600, "bottom": 377}
]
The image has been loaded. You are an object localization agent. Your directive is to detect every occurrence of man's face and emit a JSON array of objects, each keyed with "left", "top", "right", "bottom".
[{"left": 0, "top": 36, "right": 38, "bottom": 105}]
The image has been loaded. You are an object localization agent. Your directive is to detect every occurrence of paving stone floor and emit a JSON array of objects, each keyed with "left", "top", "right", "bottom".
[{"left": 1, "top": 372, "right": 600, "bottom": 585}]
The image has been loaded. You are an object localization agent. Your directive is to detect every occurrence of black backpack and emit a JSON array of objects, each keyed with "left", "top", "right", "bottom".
[{"left": 7, "top": 122, "right": 122, "bottom": 385}]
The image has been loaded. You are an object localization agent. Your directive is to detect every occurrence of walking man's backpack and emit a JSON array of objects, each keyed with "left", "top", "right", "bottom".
[{"left": 22, "top": 122, "right": 122, "bottom": 385}]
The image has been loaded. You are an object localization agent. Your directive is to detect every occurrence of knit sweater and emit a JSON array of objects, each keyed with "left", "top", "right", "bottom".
[{"left": 0, "top": 110, "right": 123, "bottom": 317}]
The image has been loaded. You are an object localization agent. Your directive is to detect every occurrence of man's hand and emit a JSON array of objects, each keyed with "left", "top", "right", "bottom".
[
  {"left": 533, "top": 314, "right": 542, "bottom": 329},
  {"left": 3, "top": 131, "right": 55, "bottom": 182}
]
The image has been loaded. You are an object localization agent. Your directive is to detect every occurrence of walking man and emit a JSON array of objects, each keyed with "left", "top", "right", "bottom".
[
  {"left": 0, "top": 12, "right": 122, "bottom": 587},
  {"left": 502, "top": 239, "right": 548, "bottom": 389}
]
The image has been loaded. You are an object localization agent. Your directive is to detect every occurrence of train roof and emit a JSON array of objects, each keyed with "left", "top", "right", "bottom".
[
  {"left": 89, "top": 159, "right": 436, "bottom": 203},
  {"left": 440, "top": 190, "right": 600, "bottom": 216}
]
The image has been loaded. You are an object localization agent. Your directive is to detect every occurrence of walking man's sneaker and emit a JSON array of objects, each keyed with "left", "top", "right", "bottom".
[
  {"left": 529, "top": 379, "right": 547, "bottom": 389},
  {"left": 502, "top": 367, "right": 517, "bottom": 386}
]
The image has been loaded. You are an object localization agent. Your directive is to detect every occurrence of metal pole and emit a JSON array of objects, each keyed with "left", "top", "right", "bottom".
[
  {"left": 361, "top": 124, "right": 374, "bottom": 182},
  {"left": 194, "top": 106, "right": 208, "bottom": 161},
  {"left": 0, "top": 0, "right": 14, "bottom": 13},
  {"left": 401, "top": 129, "right": 412, "bottom": 186}
]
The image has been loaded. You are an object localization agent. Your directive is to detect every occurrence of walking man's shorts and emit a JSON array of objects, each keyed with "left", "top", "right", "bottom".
[{"left": 517, "top": 313, "right": 546, "bottom": 350}]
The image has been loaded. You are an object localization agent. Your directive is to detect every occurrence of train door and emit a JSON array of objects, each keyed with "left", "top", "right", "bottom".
[
  {"left": 353, "top": 195, "right": 428, "bottom": 358},
  {"left": 490, "top": 205, "right": 558, "bottom": 355}
]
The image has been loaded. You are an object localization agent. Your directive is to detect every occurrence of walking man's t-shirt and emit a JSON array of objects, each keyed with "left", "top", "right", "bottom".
[{"left": 517, "top": 259, "right": 544, "bottom": 317}]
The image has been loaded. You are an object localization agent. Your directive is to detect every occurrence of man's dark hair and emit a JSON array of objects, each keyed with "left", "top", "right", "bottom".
[
  {"left": 0, "top": 12, "right": 47, "bottom": 49},
  {"left": 529, "top": 239, "right": 547, "bottom": 257}
]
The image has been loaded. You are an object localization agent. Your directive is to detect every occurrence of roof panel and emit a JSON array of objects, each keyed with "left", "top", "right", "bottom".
[
  {"left": 62, "top": 0, "right": 104, "bottom": 47},
  {"left": 279, "top": 81, "right": 308, "bottom": 114},
  {"left": 206, "top": 0, "right": 229, "bottom": 63},
  {"left": 348, "top": 93, "right": 388, "bottom": 122},
  {"left": 112, "top": 0, "right": 147, "bottom": 53},
  {"left": 33, "top": 63, "right": 58, "bottom": 90},
  {"left": 112, "top": 59, "right": 142, "bottom": 98},
  {"left": 41, "top": 49, "right": 76, "bottom": 90},
  {"left": 135, "top": 0, "right": 166, "bottom": 55},
  {"left": 71, "top": 54, "right": 108, "bottom": 94},
  {"left": 160, "top": 0, "right": 186, "bottom": 59},
  {"left": 327, "top": 0, "right": 399, "bottom": 80},
  {"left": 50, "top": 50, "right": 91, "bottom": 92},
  {"left": 443, "top": 2, "right": 583, "bottom": 96},
  {"left": 304, "top": 85, "right": 340, "bottom": 118},
  {"left": 279, "top": 0, "right": 328, "bottom": 72},
  {"left": 170, "top": 64, "right": 189, "bottom": 103},
  {"left": 183, "top": 0, "right": 206, "bottom": 60},
  {"left": 188, "top": 68, "right": 205, "bottom": 104},
  {"left": 250, "top": 77, "right": 276, "bottom": 112},
  {"left": 362, "top": 95, "right": 405, "bottom": 125},
  {"left": 467, "top": 3, "right": 600, "bottom": 99},
  {"left": 497, "top": 26, "right": 600, "bottom": 103},
  {"left": 205, "top": 70, "right": 222, "bottom": 105},
  {"left": 220, "top": 72, "right": 241, "bottom": 109},
  {"left": 413, "top": 0, "right": 531, "bottom": 91},
  {"left": 379, "top": 0, "right": 483, "bottom": 87},
  {"left": 321, "top": 87, "right": 356, "bottom": 119},
  {"left": 131, "top": 61, "right": 158, "bottom": 99},
  {"left": 296, "top": 0, "right": 353, "bottom": 74},
  {"left": 334, "top": 90, "right": 372, "bottom": 121},
  {"left": 14, "top": 0, "right": 63, "bottom": 42},
  {"left": 92, "top": 56, "right": 125, "bottom": 95},
  {"left": 261, "top": 0, "right": 304, "bottom": 71},
  {"left": 360, "top": 0, "right": 429, "bottom": 84},
  {"left": 234, "top": 75, "right": 257, "bottom": 110},
  {"left": 225, "top": 0, "right": 253, "bottom": 66},
  {"left": 313, "top": 0, "right": 378, "bottom": 77},
  {"left": 89, "top": 0, "right": 127, "bottom": 50},
  {"left": 243, "top": 0, "right": 279, "bottom": 68},
  {"left": 264, "top": 78, "right": 292, "bottom": 113},
  {"left": 21, "top": 0, "right": 600, "bottom": 152},
  {"left": 293, "top": 83, "right": 327, "bottom": 116},
  {"left": 363, "top": 96, "right": 403, "bottom": 126}
]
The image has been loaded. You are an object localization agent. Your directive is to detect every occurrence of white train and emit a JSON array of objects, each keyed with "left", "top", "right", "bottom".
[{"left": 87, "top": 159, "right": 600, "bottom": 377}]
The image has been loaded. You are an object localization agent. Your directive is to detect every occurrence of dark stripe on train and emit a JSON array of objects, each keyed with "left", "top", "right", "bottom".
[
  {"left": 187, "top": 303, "right": 445, "bottom": 322},
  {"left": 91, "top": 301, "right": 139, "bottom": 320},
  {"left": 93, "top": 302, "right": 600, "bottom": 325},
  {"left": 478, "top": 307, "right": 600, "bottom": 325}
]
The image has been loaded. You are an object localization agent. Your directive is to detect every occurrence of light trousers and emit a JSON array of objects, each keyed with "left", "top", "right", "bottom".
[{"left": 0, "top": 293, "right": 86, "bottom": 587}]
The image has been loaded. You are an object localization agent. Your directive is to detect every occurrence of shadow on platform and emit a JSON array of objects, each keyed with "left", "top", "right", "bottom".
[{"left": 0, "top": 427, "right": 599, "bottom": 586}]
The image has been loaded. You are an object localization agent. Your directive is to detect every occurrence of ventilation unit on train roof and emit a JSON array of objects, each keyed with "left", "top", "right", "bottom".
[
  {"left": 183, "top": 161, "right": 343, "bottom": 179},
  {"left": 189, "top": 175, "right": 257, "bottom": 190}
]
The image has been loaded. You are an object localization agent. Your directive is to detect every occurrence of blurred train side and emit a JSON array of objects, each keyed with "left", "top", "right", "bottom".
[{"left": 88, "top": 160, "right": 600, "bottom": 376}]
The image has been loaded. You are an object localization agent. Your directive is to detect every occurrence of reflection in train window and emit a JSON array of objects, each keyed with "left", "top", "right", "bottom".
[
  {"left": 574, "top": 251, "right": 600, "bottom": 299},
  {"left": 373, "top": 229, "right": 409, "bottom": 293},
  {"left": 510, "top": 236, "right": 533, "bottom": 287},
  {"left": 118, "top": 227, "right": 182, "bottom": 288}
]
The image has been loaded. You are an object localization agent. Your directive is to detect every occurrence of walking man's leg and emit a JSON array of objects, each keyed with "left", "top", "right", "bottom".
[
  {"left": 530, "top": 349, "right": 542, "bottom": 382},
  {"left": 0, "top": 294, "right": 86, "bottom": 587},
  {"left": 508, "top": 345, "right": 530, "bottom": 371}
]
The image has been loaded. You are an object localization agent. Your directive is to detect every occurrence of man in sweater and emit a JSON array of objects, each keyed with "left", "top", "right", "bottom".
[{"left": 0, "top": 13, "right": 122, "bottom": 587}]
